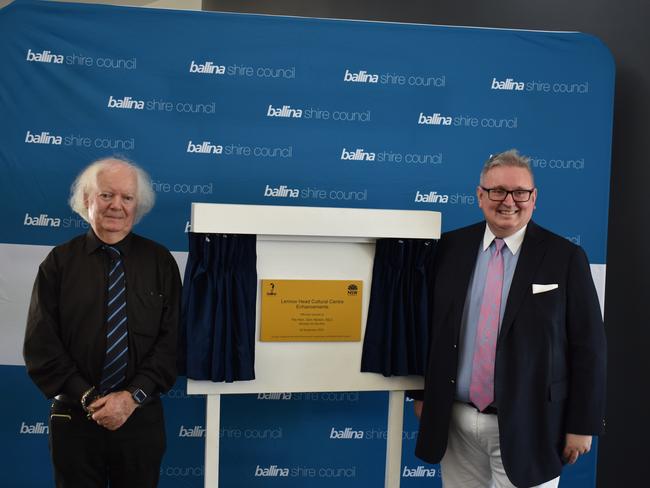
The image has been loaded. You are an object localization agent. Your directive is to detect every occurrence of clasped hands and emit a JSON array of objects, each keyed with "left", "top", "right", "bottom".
[{"left": 86, "top": 390, "right": 138, "bottom": 431}]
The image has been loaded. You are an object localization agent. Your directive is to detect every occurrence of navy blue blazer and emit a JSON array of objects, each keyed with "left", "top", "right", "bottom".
[{"left": 415, "top": 221, "right": 606, "bottom": 487}]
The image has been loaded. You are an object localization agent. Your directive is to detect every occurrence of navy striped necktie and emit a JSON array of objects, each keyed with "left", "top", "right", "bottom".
[{"left": 100, "top": 245, "right": 128, "bottom": 394}]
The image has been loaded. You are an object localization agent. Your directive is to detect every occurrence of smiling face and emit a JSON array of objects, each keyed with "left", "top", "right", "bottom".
[
  {"left": 477, "top": 165, "right": 537, "bottom": 238},
  {"left": 85, "top": 161, "right": 138, "bottom": 244}
]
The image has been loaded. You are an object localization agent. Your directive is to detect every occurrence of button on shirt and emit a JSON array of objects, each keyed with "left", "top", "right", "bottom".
[
  {"left": 24, "top": 230, "right": 181, "bottom": 402},
  {"left": 455, "top": 224, "right": 526, "bottom": 403}
]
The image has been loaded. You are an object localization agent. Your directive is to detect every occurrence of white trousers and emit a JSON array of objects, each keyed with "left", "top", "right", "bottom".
[{"left": 440, "top": 402, "right": 560, "bottom": 488}]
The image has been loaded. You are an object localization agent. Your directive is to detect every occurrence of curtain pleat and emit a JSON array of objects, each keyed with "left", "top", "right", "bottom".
[
  {"left": 361, "top": 238, "right": 436, "bottom": 376},
  {"left": 179, "top": 233, "right": 257, "bottom": 382}
]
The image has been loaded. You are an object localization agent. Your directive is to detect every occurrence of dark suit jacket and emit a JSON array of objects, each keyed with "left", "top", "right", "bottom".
[{"left": 415, "top": 221, "right": 606, "bottom": 487}]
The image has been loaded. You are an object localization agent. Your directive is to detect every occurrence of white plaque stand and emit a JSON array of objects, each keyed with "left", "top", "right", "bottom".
[{"left": 187, "top": 203, "right": 441, "bottom": 488}]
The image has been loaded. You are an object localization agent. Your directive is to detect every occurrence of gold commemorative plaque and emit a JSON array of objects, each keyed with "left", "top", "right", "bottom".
[{"left": 260, "top": 279, "right": 362, "bottom": 342}]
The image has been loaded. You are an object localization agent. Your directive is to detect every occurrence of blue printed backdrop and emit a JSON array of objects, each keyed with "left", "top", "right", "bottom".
[
  {"left": 0, "top": 0, "right": 613, "bottom": 259},
  {"left": 0, "top": 0, "right": 613, "bottom": 486}
]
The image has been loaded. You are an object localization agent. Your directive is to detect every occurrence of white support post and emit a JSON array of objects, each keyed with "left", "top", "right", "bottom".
[
  {"left": 385, "top": 390, "right": 405, "bottom": 488},
  {"left": 204, "top": 394, "right": 220, "bottom": 488}
]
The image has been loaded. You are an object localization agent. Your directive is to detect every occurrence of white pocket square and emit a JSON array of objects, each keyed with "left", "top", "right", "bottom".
[{"left": 532, "top": 283, "right": 558, "bottom": 294}]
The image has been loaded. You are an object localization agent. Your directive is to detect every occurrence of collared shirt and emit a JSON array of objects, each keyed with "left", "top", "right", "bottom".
[
  {"left": 24, "top": 230, "right": 181, "bottom": 402},
  {"left": 455, "top": 224, "right": 527, "bottom": 403}
]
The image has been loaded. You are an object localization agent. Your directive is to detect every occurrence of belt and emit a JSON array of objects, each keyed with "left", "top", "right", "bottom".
[
  {"left": 54, "top": 392, "right": 160, "bottom": 408},
  {"left": 466, "top": 402, "right": 498, "bottom": 415},
  {"left": 53, "top": 393, "right": 83, "bottom": 410}
]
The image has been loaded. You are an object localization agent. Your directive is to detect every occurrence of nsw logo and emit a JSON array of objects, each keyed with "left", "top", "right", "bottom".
[
  {"left": 340, "top": 148, "right": 375, "bottom": 161},
  {"left": 343, "top": 69, "right": 379, "bottom": 83},
  {"left": 330, "top": 427, "right": 364, "bottom": 439},
  {"left": 107, "top": 95, "right": 144, "bottom": 110},
  {"left": 178, "top": 425, "right": 205, "bottom": 438},
  {"left": 417, "top": 112, "right": 452, "bottom": 126},
  {"left": 25, "top": 130, "right": 62, "bottom": 145},
  {"left": 491, "top": 77, "right": 525, "bottom": 91},
  {"left": 187, "top": 140, "right": 223, "bottom": 155},
  {"left": 415, "top": 190, "right": 449, "bottom": 204},
  {"left": 26, "top": 48, "right": 63, "bottom": 64},
  {"left": 189, "top": 60, "right": 226, "bottom": 75},
  {"left": 263, "top": 184, "right": 299, "bottom": 198},
  {"left": 19, "top": 421, "right": 49, "bottom": 435},
  {"left": 266, "top": 104, "right": 302, "bottom": 118},
  {"left": 254, "top": 465, "right": 289, "bottom": 477}
]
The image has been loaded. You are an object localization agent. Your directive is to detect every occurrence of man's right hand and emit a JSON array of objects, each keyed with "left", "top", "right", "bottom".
[{"left": 413, "top": 400, "right": 423, "bottom": 419}]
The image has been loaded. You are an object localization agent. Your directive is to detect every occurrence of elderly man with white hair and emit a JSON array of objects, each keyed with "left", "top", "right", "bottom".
[{"left": 24, "top": 157, "right": 181, "bottom": 488}]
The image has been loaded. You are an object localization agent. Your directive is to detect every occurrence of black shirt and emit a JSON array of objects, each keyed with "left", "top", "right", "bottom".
[{"left": 24, "top": 230, "right": 181, "bottom": 402}]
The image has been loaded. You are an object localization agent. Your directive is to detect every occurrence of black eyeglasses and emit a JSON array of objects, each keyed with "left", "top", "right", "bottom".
[{"left": 480, "top": 186, "right": 535, "bottom": 202}]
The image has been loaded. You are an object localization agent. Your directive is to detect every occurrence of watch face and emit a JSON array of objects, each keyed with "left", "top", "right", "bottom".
[{"left": 132, "top": 389, "right": 147, "bottom": 404}]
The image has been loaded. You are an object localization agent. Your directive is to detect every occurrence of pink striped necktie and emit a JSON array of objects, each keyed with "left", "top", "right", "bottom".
[{"left": 469, "top": 238, "right": 505, "bottom": 412}]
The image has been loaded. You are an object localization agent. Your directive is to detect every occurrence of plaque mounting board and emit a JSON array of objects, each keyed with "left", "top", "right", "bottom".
[{"left": 187, "top": 202, "right": 440, "bottom": 488}]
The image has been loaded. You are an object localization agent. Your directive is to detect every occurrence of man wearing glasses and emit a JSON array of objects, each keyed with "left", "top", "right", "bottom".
[{"left": 412, "top": 150, "right": 606, "bottom": 487}]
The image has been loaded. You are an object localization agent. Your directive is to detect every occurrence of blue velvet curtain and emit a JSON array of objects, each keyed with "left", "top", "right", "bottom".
[
  {"left": 179, "top": 233, "right": 257, "bottom": 382},
  {"left": 361, "top": 238, "right": 436, "bottom": 376}
]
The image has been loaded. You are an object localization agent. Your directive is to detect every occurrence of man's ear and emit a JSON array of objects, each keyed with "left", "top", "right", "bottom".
[{"left": 476, "top": 186, "right": 484, "bottom": 208}]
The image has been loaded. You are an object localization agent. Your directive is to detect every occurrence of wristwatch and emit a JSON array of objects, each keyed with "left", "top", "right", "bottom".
[
  {"left": 80, "top": 386, "right": 101, "bottom": 414},
  {"left": 130, "top": 388, "right": 147, "bottom": 405}
]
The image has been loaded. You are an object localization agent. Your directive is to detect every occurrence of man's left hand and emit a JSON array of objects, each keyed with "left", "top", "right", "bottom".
[
  {"left": 563, "top": 433, "right": 592, "bottom": 464},
  {"left": 90, "top": 391, "right": 138, "bottom": 431}
]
